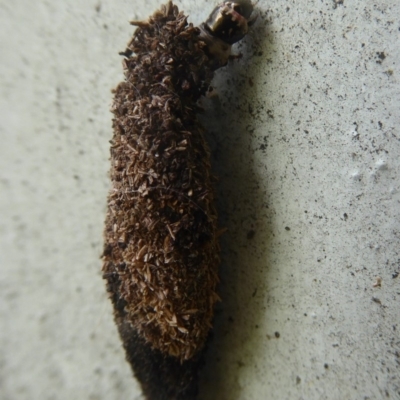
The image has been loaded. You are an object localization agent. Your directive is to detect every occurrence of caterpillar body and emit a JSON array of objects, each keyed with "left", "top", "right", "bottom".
[{"left": 102, "top": 1, "right": 255, "bottom": 398}]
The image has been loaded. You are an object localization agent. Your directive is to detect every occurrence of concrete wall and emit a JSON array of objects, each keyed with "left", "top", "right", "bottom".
[{"left": 1, "top": 0, "right": 399, "bottom": 399}]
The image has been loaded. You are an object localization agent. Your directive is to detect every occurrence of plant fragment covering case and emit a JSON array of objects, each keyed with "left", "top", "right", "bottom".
[{"left": 102, "top": 1, "right": 254, "bottom": 399}]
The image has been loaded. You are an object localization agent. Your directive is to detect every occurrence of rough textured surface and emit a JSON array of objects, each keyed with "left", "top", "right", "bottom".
[{"left": 1, "top": 1, "right": 400, "bottom": 400}]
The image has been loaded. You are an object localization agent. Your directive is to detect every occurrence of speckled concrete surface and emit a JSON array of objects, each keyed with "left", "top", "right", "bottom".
[{"left": 0, "top": 1, "right": 399, "bottom": 399}]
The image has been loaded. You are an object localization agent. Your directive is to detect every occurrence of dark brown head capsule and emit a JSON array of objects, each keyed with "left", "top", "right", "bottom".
[
  {"left": 199, "top": 0, "right": 256, "bottom": 69},
  {"left": 205, "top": 0, "right": 255, "bottom": 44}
]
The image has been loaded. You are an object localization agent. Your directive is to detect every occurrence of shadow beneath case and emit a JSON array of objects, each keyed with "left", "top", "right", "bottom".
[{"left": 198, "top": 13, "right": 276, "bottom": 400}]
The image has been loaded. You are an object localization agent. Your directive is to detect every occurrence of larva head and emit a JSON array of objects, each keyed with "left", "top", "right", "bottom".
[{"left": 204, "top": 0, "right": 256, "bottom": 44}]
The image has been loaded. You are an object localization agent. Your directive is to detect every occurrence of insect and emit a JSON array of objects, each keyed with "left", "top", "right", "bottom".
[{"left": 102, "top": 1, "right": 255, "bottom": 398}]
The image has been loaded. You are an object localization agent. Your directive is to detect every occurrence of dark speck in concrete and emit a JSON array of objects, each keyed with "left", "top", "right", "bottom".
[
  {"left": 372, "top": 297, "right": 382, "bottom": 305},
  {"left": 376, "top": 51, "right": 386, "bottom": 64}
]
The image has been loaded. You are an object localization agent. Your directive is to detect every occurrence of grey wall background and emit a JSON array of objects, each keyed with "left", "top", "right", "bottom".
[{"left": 1, "top": 0, "right": 399, "bottom": 399}]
